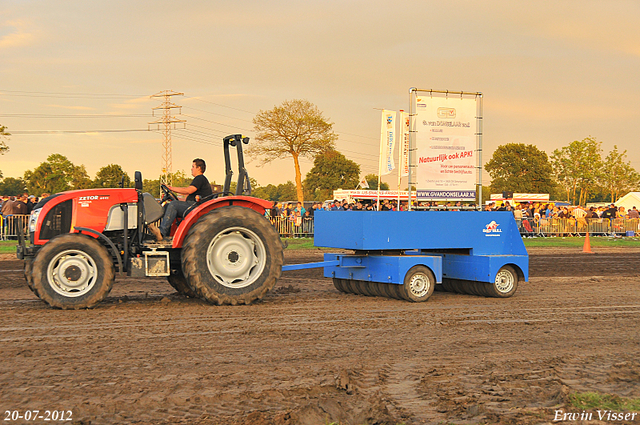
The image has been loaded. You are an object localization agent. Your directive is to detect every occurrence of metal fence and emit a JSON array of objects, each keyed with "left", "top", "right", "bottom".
[
  {"left": 270, "top": 217, "right": 315, "bottom": 238},
  {"left": 518, "top": 217, "right": 639, "bottom": 237},
  {"left": 0, "top": 214, "right": 29, "bottom": 241}
]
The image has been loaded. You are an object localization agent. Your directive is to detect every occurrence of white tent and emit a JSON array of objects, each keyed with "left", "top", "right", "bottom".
[{"left": 615, "top": 192, "right": 640, "bottom": 211}]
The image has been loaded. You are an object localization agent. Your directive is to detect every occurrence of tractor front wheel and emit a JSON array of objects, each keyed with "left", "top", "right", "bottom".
[
  {"left": 31, "top": 234, "right": 115, "bottom": 309},
  {"left": 181, "top": 206, "right": 284, "bottom": 305},
  {"left": 23, "top": 257, "right": 37, "bottom": 295},
  {"left": 167, "top": 268, "right": 198, "bottom": 298}
]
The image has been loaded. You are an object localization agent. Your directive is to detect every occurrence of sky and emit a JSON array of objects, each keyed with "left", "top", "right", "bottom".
[{"left": 1, "top": 0, "right": 639, "bottom": 190}]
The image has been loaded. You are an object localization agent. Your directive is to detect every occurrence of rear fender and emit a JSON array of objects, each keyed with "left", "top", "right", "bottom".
[{"left": 171, "top": 196, "right": 272, "bottom": 248}]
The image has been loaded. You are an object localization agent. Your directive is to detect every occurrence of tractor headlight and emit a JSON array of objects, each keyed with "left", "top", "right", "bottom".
[{"left": 29, "top": 208, "right": 42, "bottom": 233}]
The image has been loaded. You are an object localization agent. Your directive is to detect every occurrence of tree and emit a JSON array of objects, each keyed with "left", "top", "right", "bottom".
[
  {"left": 250, "top": 99, "right": 337, "bottom": 203},
  {"left": 23, "top": 154, "right": 90, "bottom": 195},
  {"left": 484, "top": 143, "right": 555, "bottom": 194},
  {"left": 252, "top": 181, "right": 297, "bottom": 201},
  {"left": 303, "top": 149, "right": 360, "bottom": 201},
  {"left": 364, "top": 174, "right": 389, "bottom": 191},
  {"left": 228, "top": 177, "right": 258, "bottom": 196},
  {"left": 93, "top": 164, "right": 131, "bottom": 188},
  {"left": 0, "top": 177, "right": 26, "bottom": 196},
  {"left": 601, "top": 146, "right": 640, "bottom": 203},
  {"left": 551, "top": 137, "right": 603, "bottom": 205}
]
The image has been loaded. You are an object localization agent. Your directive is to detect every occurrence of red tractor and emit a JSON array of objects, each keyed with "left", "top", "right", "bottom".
[{"left": 17, "top": 134, "right": 284, "bottom": 309}]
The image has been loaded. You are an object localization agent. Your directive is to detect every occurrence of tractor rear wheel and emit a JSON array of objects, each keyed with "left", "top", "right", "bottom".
[
  {"left": 181, "top": 206, "right": 284, "bottom": 305},
  {"left": 486, "top": 266, "right": 519, "bottom": 298},
  {"left": 32, "top": 234, "right": 115, "bottom": 309},
  {"left": 167, "top": 268, "right": 198, "bottom": 298}
]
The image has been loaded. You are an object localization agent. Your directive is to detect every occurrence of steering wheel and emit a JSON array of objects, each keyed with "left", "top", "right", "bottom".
[{"left": 160, "top": 184, "right": 179, "bottom": 202}]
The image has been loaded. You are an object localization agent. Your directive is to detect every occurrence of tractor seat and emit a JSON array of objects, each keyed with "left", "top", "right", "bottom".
[
  {"left": 182, "top": 191, "right": 231, "bottom": 218},
  {"left": 143, "top": 193, "right": 164, "bottom": 224}
]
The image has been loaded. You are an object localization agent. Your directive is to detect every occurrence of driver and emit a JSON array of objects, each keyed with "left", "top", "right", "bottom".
[{"left": 150, "top": 158, "right": 212, "bottom": 241}]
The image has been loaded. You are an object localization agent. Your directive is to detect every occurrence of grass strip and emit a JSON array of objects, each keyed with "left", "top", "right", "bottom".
[{"left": 569, "top": 392, "right": 640, "bottom": 411}]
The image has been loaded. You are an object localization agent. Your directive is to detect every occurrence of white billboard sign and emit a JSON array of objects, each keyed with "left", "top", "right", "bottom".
[{"left": 413, "top": 93, "right": 478, "bottom": 200}]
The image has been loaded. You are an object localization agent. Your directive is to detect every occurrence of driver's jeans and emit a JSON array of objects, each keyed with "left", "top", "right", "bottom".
[{"left": 159, "top": 200, "right": 193, "bottom": 237}]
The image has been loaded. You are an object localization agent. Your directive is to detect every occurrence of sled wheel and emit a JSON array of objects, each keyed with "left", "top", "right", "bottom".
[
  {"left": 182, "top": 206, "right": 284, "bottom": 305},
  {"left": 452, "top": 279, "right": 467, "bottom": 294},
  {"left": 399, "top": 266, "right": 435, "bottom": 302},
  {"left": 468, "top": 281, "right": 484, "bottom": 296},
  {"left": 387, "top": 284, "right": 404, "bottom": 300},
  {"left": 355, "top": 280, "right": 373, "bottom": 296},
  {"left": 458, "top": 280, "right": 475, "bottom": 296},
  {"left": 474, "top": 281, "right": 490, "bottom": 297},
  {"left": 32, "top": 234, "right": 115, "bottom": 309},
  {"left": 24, "top": 257, "right": 37, "bottom": 295},
  {"left": 441, "top": 279, "right": 456, "bottom": 293},
  {"left": 367, "top": 281, "right": 384, "bottom": 298},
  {"left": 343, "top": 279, "right": 359, "bottom": 294},
  {"left": 167, "top": 268, "right": 198, "bottom": 298},
  {"left": 333, "top": 278, "right": 347, "bottom": 293},
  {"left": 487, "top": 266, "right": 519, "bottom": 298},
  {"left": 377, "top": 282, "right": 394, "bottom": 299}
]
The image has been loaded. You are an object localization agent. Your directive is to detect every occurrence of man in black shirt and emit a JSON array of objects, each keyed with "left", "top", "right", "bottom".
[{"left": 152, "top": 158, "right": 212, "bottom": 241}]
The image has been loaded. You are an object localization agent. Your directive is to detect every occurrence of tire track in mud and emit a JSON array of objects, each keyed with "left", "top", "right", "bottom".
[
  {"left": 2, "top": 249, "right": 640, "bottom": 424},
  {"left": 3, "top": 300, "right": 639, "bottom": 342}
]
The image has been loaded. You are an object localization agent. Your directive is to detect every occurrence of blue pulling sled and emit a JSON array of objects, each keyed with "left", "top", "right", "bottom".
[{"left": 282, "top": 210, "right": 528, "bottom": 302}]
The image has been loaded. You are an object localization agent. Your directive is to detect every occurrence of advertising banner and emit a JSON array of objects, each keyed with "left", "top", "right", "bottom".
[
  {"left": 414, "top": 94, "right": 477, "bottom": 200},
  {"left": 399, "top": 111, "right": 410, "bottom": 177},
  {"left": 379, "top": 110, "right": 396, "bottom": 176}
]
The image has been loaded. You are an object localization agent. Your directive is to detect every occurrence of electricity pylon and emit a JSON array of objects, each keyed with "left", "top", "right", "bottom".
[{"left": 149, "top": 90, "right": 185, "bottom": 187}]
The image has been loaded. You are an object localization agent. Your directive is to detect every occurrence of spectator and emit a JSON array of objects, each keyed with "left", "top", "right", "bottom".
[
  {"left": 14, "top": 194, "right": 28, "bottom": 215},
  {"left": 497, "top": 201, "right": 512, "bottom": 212},
  {"left": 26, "top": 195, "right": 36, "bottom": 214},
  {"left": 1, "top": 196, "right": 16, "bottom": 216},
  {"left": 601, "top": 203, "right": 617, "bottom": 220},
  {"left": 586, "top": 206, "right": 599, "bottom": 219},
  {"left": 628, "top": 206, "right": 640, "bottom": 219},
  {"left": 268, "top": 201, "right": 279, "bottom": 222},
  {"left": 573, "top": 206, "right": 587, "bottom": 232},
  {"left": 618, "top": 206, "right": 627, "bottom": 218}
]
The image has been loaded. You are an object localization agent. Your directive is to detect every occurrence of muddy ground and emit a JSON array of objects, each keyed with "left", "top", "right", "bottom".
[{"left": 1, "top": 247, "right": 640, "bottom": 425}]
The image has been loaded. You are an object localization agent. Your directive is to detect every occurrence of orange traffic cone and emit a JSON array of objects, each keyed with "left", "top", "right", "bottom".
[{"left": 583, "top": 232, "right": 594, "bottom": 254}]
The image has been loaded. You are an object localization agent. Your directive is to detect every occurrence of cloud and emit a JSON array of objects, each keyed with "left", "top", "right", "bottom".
[
  {"left": 46, "top": 104, "right": 96, "bottom": 110},
  {"left": 0, "top": 20, "right": 36, "bottom": 49},
  {"left": 109, "top": 96, "right": 152, "bottom": 110}
]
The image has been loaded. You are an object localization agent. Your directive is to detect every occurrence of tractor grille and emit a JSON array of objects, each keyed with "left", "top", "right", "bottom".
[{"left": 40, "top": 200, "right": 72, "bottom": 240}]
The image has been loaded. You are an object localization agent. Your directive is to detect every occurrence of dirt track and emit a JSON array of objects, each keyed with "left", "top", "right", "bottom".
[{"left": 1, "top": 247, "right": 640, "bottom": 425}]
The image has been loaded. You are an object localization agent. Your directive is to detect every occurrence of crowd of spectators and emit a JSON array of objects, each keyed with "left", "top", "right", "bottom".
[
  {"left": 488, "top": 201, "right": 640, "bottom": 221},
  {"left": 0, "top": 193, "right": 47, "bottom": 239},
  {"left": 0, "top": 193, "right": 40, "bottom": 216}
]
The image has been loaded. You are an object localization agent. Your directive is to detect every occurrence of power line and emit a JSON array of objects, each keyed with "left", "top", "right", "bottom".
[
  {"left": 0, "top": 89, "right": 146, "bottom": 99},
  {"left": 185, "top": 97, "right": 256, "bottom": 115},
  {"left": 0, "top": 113, "right": 151, "bottom": 119},
  {"left": 10, "top": 129, "right": 150, "bottom": 134},
  {"left": 182, "top": 114, "right": 253, "bottom": 133},
  {"left": 181, "top": 105, "right": 254, "bottom": 124}
]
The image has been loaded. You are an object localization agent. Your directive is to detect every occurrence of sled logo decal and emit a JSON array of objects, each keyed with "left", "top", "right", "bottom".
[{"left": 483, "top": 221, "right": 502, "bottom": 236}]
